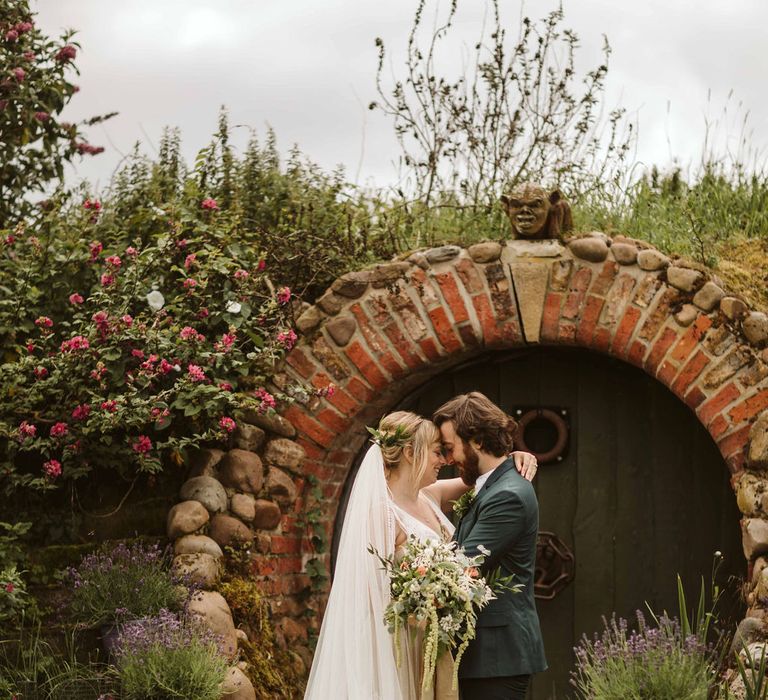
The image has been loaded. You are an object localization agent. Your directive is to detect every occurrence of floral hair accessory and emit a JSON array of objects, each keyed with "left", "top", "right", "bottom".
[{"left": 366, "top": 424, "right": 410, "bottom": 449}]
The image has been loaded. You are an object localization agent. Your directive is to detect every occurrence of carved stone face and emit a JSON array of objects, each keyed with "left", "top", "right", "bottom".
[{"left": 502, "top": 183, "right": 551, "bottom": 238}]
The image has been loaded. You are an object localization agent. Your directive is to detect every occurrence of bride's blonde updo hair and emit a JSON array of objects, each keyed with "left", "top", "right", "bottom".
[{"left": 376, "top": 411, "right": 440, "bottom": 485}]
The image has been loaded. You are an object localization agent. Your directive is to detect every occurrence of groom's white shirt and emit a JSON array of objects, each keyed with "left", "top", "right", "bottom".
[{"left": 474, "top": 465, "right": 498, "bottom": 494}]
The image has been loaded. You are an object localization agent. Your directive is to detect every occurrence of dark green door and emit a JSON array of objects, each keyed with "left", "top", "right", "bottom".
[{"left": 395, "top": 347, "right": 743, "bottom": 699}]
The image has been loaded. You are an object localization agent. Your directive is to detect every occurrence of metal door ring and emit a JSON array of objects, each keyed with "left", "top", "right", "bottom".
[{"left": 515, "top": 409, "right": 569, "bottom": 464}]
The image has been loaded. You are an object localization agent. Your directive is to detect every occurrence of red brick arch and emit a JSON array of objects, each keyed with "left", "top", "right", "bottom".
[{"left": 275, "top": 234, "right": 768, "bottom": 625}]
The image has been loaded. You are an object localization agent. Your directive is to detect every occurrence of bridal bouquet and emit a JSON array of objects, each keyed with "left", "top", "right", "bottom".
[{"left": 370, "top": 536, "right": 518, "bottom": 690}]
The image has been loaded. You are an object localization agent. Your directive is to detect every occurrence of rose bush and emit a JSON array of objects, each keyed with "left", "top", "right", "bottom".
[
  {"left": 0, "top": 194, "right": 315, "bottom": 492},
  {"left": 0, "top": 0, "right": 114, "bottom": 227}
]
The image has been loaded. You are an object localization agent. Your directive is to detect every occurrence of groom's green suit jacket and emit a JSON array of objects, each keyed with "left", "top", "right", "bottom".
[{"left": 454, "top": 457, "right": 547, "bottom": 679}]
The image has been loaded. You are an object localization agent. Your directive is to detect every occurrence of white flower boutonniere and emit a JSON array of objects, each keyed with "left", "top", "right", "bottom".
[{"left": 452, "top": 488, "right": 476, "bottom": 520}]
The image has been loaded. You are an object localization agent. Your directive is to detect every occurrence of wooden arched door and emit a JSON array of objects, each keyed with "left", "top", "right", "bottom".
[{"left": 334, "top": 347, "right": 743, "bottom": 698}]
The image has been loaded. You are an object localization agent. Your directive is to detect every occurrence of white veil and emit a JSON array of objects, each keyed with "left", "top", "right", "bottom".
[{"left": 304, "top": 443, "right": 402, "bottom": 699}]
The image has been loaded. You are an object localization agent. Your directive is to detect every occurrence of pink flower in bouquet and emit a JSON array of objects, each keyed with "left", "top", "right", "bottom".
[
  {"left": 33, "top": 366, "right": 48, "bottom": 379},
  {"left": 12, "top": 67, "right": 25, "bottom": 82},
  {"left": 100, "top": 273, "right": 115, "bottom": 287},
  {"left": 183, "top": 278, "right": 197, "bottom": 290},
  {"left": 197, "top": 307, "right": 210, "bottom": 319},
  {"left": 175, "top": 239, "right": 188, "bottom": 250},
  {"left": 5, "top": 582, "right": 14, "bottom": 593},
  {"left": 276, "top": 329, "right": 297, "bottom": 350},
  {"left": 219, "top": 416, "right": 236, "bottom": 433},
  {"left": 26, "top": 343, "right": 35, "bottom": 353},
  {"left": 5, "top": 30, "right": 18, "bottom": 42},
  {"left": 17, "top": 421, "right": 36, "bottom": 441},
  {"left": 125, "top": 246, "right": 138, "bottom": 258},
  {"left": 218, "top": 382, "right": 233, "bottom": 392},
  {"left": 105, "top": 254, "right": 121, "bottom": 268},
  {"left": 132, "top": 435, "right": 152, "bottom": 454},
  {"left": 69, "top": 293, "right": 84, "bottom": 305},
  {"left": 180, "top": 326, "right": 201, "bottom": 341},
  {"left": 55, "top": 44, "right": 77, "bottom": 62},
  {"left": 4, "top": 234, "right": 15, "bottom": 245},
  {"left": 131, "top": 349, "right": 144, "bottom": 359},
  {"left": 50, "top": 422, "right": 68, "bottom": 438},
  {"left": 83, "top": 198, "right": 101, "bottom": 211},
  {"left": 71, "top": 404, "right": 91, "bottom": 421},
  {"left": 157, "top": 358, "right": 175, "bottom": 375},
  {"left": 187, "top": 364, "right": 205, "bottom": 382},
  {"left": 234, "top": 269, "right": 248, "bottom": 281},
  {"left": 276, "top": 287, "right": 292, "bottom": 305},
  {"left": 214, "top": 332, "right": 235, "bottom": 352},
  {"left": 15, "top": 21, "right": 34, "bottom": 33},
  {"left": 184, "top": 253, "right": 196, "bottom": 270},
  {"left": 43, "top": 459, "right": 62, "bottom": 478},
  {"left": 34, "top": 111, "right": 50, "bottom": 122},
  {"left": 201, "top": 198, "right": 219, "bottom": 210},
  {"left": 257, "top": 259, "right": 266, "bottom": 272},
  {"left": 101, "top": 400, "right": 118, "bottom": 413},
  {"left": 121, "top": 314, "right": 133, "bottom": 327}
]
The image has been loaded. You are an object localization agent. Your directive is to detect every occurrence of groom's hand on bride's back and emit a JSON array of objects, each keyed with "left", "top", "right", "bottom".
[{"left": 511, "top": 451, "right": 537, "bottom": 481}]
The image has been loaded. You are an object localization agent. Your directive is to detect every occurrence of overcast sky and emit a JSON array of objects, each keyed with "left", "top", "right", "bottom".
[{"left": 35, "top": 0, "right": 768, "bottom": 193}]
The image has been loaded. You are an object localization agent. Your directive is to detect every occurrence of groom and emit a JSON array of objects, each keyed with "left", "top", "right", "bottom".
[{"left": 434, "top": 392, "right": 547, "bottom": 700}]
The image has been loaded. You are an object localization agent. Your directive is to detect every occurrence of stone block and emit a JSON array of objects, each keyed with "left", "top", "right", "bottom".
[
  {"left": 179, "top": 476, "right": 228, "bottom": 513},
  {"left": 174, "top": 534, "right": 223, "bottom": 559},
  {"left": 674, "top": 304, "right": 698, "bottom": 327},
  {"left": 722, "top": 296, "right": 749, "bottom": 321},
  {"left": 568, "top": 237, "right": 609, "bottom": 262},
  {"left": 370, "top": 261, "right": 411, "bottom": 288},
  {"left": 232, "top": 423, "right": 265, "bottom": 452},
  {"left": 231, "top": 493, "right": 256, "bottom": 522},
  {"left": 749, "top": 413, "right": 768, "bottom": 470},
  {"left": 167, "top": 500, "right": 209, "bottom": 538},
  {"left": 424, "top": 245, "right": 461, "bottom": 263},
  {"left": 316, "top": 290, "right": 344, "bottom": 315},
  {"left": 326, "top": 315, "right": 357, "bottom": 346},
  {"left": 209, "top": 513, "right": 253, "bottom": 548},
  {"left": 331, "top": 270, "right": 371, "bottom": 298},
  {"left": 172, "top": 553, "right": 220, "bottom": 589},
  {"left": 468, "top": 241, "right": 502, "bottom": 263},
  {"left": 253, "top": 499, "right": 282, "bottom": 530},
  {"left": 221, "top": 666, "right": 256, "bottom": 700},
  {"left": 743, "top": 518, "right": 768, "bottom": 559},
  {"left": 295, "top": 305, "right": 324, "bottom": 333},
  {"left": 263, "top": 438, "right": 306, "bottom": 470},
  {"left": 502, "top": 240, "right": 565, "bottom": 259},
  {"left": 240, "top": 410, "right": 296, "bottom": 438},
  {"left": 737, "top": 473, "right": 768, "bottom": 517},
  {"left": 667, "top": 266, "right": 704, "bottom": 292},
  {"left": 693, "top": 281, "right": 725, "bottom": 311},
  {"left": 267, "top": 467, "right": 298, "bottom": 505},
  {"left": 610, "top": 242, "right": 638, "bottom": 265},
  {"left": 509, "top": 261, "right": 550, "bottom": 343},
  {"left": 188, "top": 591, "right": 237, "bottom": 659},
  {"left": 218, "top": 449, "right": 264, "bottom": 494},
  {"left": 637, "top": 249, "right": 670, "bottom": 271},
  {"left": 744, "top": 312, "right": 768, "bottom": 346}
]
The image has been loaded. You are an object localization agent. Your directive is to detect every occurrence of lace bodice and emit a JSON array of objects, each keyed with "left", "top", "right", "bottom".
[{"left": 389, "top": 492, "right": 455, "bottom": 544}]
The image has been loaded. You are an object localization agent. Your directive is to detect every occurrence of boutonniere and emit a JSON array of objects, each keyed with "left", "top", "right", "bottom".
[{"left": 452, "top": 488, "right": 476, "bottom": 520}]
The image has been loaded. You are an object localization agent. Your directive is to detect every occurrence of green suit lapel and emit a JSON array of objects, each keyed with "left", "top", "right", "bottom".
[{"left": 456, "top": 458, "right": 515, "bottom": 543}]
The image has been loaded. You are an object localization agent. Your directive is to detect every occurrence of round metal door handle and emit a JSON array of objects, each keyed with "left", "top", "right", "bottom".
[
  {"left": 534, "top": 531, "right": 575, "bottom": 600},
  {"left": 515, "top": 408, "right": 569, "bottom": 465}
]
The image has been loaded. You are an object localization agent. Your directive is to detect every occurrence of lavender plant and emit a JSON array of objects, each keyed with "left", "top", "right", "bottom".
[
  {"left": 571, "top": 611, "right": 714, "bottom": 700},
  {"left": 114, "top": 609, "right": 226, "bottom": 700},
  {"left": 66, "top": 541, "right": 184, "bottom": 626}
]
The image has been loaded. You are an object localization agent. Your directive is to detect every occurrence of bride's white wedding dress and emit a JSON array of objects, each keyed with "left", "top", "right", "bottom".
[{"left": 304, "top": 444, "right": 458, "bottom": 700}]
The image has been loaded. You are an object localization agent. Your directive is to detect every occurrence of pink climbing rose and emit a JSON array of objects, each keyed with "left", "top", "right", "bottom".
[
  {"left": 219, "top": 417, "right": 236, "bottom": 433},
  {"left": 43, "top": 459, "right": 62, "bottom": 478}
]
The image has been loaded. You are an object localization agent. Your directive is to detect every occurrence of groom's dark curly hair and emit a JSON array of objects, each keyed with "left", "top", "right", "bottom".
[{"left": 433, "top": 391, "right": 518, "bottom": 457}]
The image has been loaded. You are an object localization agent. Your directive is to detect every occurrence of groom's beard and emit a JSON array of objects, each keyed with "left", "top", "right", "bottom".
[{"left": 457, "top": 440, "right": 480, "bottom": 486}]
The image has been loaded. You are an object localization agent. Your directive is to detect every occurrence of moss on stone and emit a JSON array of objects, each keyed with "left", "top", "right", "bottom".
[{"left": 715, "top": 237, "right": 768, "bottom": 311}]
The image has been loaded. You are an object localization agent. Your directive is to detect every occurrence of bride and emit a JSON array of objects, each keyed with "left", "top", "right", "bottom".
[{"left": 304, "top": 410, "right": 537, "bottom": 700}]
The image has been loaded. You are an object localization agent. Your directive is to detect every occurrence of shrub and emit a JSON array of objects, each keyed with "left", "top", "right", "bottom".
[
  {"left": 114, "top": 609, "right": 227, "bottom": 700},
  {"left": 66, "top": 541, "right": 184, "bottom": 626},
  {"left": 571, "top": 611, "right": 713, "bottom": 700}
]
